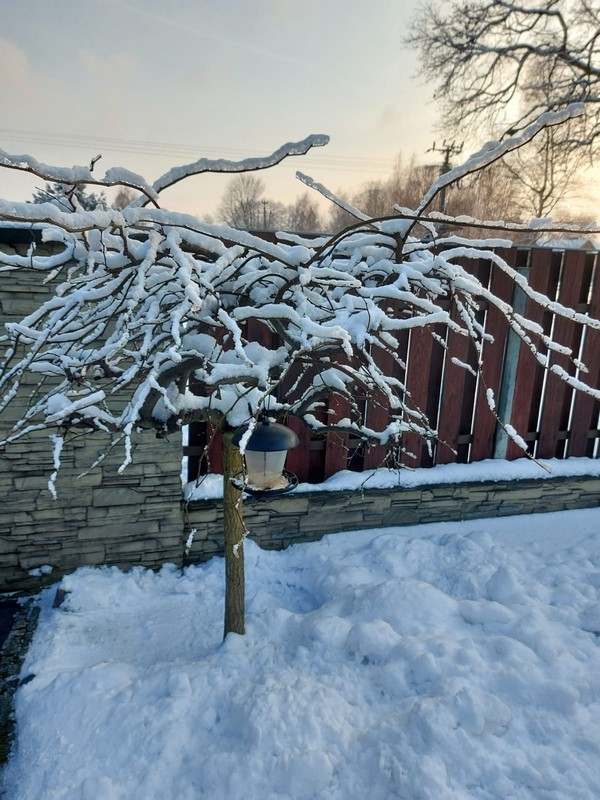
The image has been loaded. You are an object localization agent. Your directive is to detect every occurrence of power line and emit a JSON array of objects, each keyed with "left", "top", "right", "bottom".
[{"left": 0, "top": 128, "right": 400, "bottom": 175}]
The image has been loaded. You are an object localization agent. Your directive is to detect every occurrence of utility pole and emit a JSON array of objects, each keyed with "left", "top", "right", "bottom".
[
  {"left": 261, "top": 199, "right": 269, "bottom": 229},
  {"left": 428, "top": 140, "right": 463, "bottom": 213}
]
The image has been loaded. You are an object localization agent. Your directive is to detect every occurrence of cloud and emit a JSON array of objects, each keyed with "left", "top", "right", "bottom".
[
  {"left": 0, "top": 39, "right": 40, "bottom": 108},
  {"left": 378, "top": 106, "right": 402, "bottom": 130},
  {"left": 93, "top": 0, "right": 357, "bottom": 90},
  {"left": 77, "top": 50, "right": 141, "bottom": 137},
  {"left": 78, "top": 49, "right": 138, "bottom": 78}
]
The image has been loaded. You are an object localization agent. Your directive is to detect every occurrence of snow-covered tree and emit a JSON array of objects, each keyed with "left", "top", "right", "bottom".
[{"left": 1, "top": 115, "right": 599, "bottom": 636}]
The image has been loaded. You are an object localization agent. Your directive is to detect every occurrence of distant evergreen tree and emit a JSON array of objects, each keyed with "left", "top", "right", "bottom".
[{"left": 31, "top": 183, "right": 108, "bottom": 212}]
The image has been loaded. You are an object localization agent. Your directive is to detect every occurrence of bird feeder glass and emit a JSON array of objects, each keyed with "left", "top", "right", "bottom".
[
  {"left": 232, "top": 419, "right": 299, "bottom": 493},
  {"left": 244, "top": 449, "right": 289, "bottom": 490}
]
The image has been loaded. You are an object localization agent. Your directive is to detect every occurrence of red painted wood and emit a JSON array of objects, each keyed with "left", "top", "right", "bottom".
[
  {"left": 188, "top": 246, "right": 600, "bottom": 480},
  {"left": 471, "top": 249, "right": 517, "bottom": 461},
  {"left": 245, "top": 317, "right": 274, "bottom": 349},
  {"left": 538, "top": 250, "right": 587, "bottom": 458},
  {"left": 436, "top": 325, "right": 471, "bottom": 463},
  {"left": 402, "top": 325, "right": 442, "bottom": 468},
  {"left": 568, "top": 253, "right": 600, "bottom": 456},
  {"left": 436, "top": 257, "right": 488, "bottom": 464},
  {"left": 324, "top": 395, "right": 351, "bottom": 478},
  {"left": 206, "top": 423, "right": 223, "bottom": 474},
  {"left": 426, "top": 324, "right": 447, "bottom": 468},
  {"left": 363, "top": 326, "right": 409, "bottom": 469},
  {"left": 506, "top": 249, "right": 559, "bottom": 459},
  {"left": 282, "top": 415, "right": 313, "bottom": 483}
]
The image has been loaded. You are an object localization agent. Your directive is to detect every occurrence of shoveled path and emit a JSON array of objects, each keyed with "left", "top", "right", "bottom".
[{"left": 0, "top": 599, "right": 39, "bottom": 768}]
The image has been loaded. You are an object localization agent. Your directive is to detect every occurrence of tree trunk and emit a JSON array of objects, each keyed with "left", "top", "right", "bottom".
[{"left": 222, "top": 427, "right": 245, "bottom": 637}]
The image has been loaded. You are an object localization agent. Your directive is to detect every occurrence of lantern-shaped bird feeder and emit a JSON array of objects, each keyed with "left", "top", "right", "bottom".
[{"left": 232, "top": 417, "right": 299, "bottom": 496}]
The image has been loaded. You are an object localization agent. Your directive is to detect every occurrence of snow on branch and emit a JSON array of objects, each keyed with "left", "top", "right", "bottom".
[
  {"left": 0, "top": 134, "right": 329, "bottom": 213},
  {"left": 296, "top": 171, "right": 372, "bottom": 225},
  {"left": 146, "top": 135, "right": 330, "bottom": 204},
  {"left": 0, "top": 148, "right": 159, "bottom": 206},
  {"left": 1, "top": 132, "right": 599, "bottom": 474},
  {"left": 415, "top": 105, "right": 584, "bottom": 218}
]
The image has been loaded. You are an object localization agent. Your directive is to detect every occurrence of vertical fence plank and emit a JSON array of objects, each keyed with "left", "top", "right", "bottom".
[
  {"left": 282, "top": 415, "right": 313, "bottom": 483},
  {"left": 537, "top": 250, "right": 587, "bottom": 459},
  {"left": 363, "top": 326, "right": 409, "bottom": 470},
  {"left": 186, "top": 421, "right": 205, "bottom": 482},
  {"left": 470, "top": 250, "right": 517, "bottom": 461},
  {"left": 206, "top": 423, "right": 223, "bottom": 474},
  {"left": 435, "top": 324, "right": 471, "bottom": 464},
  {"left": 506, "top": 248, "right": 560, "bottom": 460},
  {"left": 401, "top": 326, "right": 432, "bottom": 468},
  {"left": 324, "top": 395, "right": 351, "bottom": 478},
  {"left": 436, "top": 258, "right": 488, "bottom": 464},
  {"left": 245, "top": 317, "right": 275, "bottom": 350},
  {"left": 401, "top": 324, "right": 445, "bottom": 468},
  {"left": 568, "top": 253, "right": 600, "bottom": 456},
  {"left": 361, "top": 389, "right": 390, "bottom": 470}
]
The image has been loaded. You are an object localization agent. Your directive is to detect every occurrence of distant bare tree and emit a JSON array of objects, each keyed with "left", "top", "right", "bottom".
[
  {"left": 410, "top": 0, "right": 600, "bottom": 150},
  {"left": 493, "top": 67, "right": 589, "bottom": 218},
  {"left": 112, "top": 188, "right": 138, "bottom": 210},
  {"left": 387, "top": 158, "right": 438, "bottom": 212},
  {"left": 410, "top": 0, "right": 600, "bottom": 217},
  {"left": 217, "top": 174, "right": 265, "bottom": 229},
  {"left": 327, "top": 153, "right": 524, "bottom": 233},
  {"left": 259, "top": 199, "right": 289, "bottom": 230},
  {"left": 501, "top": 131, "right": 584, "bottom": 219},
  {"left": 287, "top": 192, "right": 322, "bottom": 232},
  {"left": 353, "top": 181, "right": 391, "bottom": 219},
  {"left": 327, "top": 196, "right": 360, "bottom": 233},
  {"left": 445, "top": 162, "right": 523, "bottom": 221}
]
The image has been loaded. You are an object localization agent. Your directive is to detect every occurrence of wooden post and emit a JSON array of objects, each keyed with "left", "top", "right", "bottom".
[{"left": 222, "top": 427, "right": 245, "bottom": 637}]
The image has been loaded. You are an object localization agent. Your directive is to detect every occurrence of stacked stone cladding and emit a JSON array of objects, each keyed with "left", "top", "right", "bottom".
[
  {"left": 0, "top": 234, "right": 183, "bottom": 592},
  {"left": 184, "top": 475, "right": 600, "bottom": 564}
]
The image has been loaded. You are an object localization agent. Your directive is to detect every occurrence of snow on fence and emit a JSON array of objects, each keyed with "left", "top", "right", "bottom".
[{"left": 185, "top": 245, "right": 600, "bottom": 484}]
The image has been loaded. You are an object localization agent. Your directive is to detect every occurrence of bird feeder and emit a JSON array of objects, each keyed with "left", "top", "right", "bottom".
[{"left": 232, "top": 418, "right": 299, "bottom": 495}]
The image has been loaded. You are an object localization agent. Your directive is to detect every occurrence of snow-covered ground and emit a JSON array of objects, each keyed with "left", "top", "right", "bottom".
[{"left": 3, "top": 507, "right": 600, "bottom": 800}]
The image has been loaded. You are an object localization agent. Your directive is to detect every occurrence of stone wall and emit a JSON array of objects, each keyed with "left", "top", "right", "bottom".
[
  {"left": 184, "top": 474, "right": 600, "bottom": 563},
  {"left": 0, "top": 232, "right": 184, "bottom": 593}
]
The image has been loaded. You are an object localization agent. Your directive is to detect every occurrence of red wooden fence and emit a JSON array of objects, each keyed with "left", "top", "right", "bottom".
[{"left": 184, "top": 246, "right": 600, "bottom": 484}]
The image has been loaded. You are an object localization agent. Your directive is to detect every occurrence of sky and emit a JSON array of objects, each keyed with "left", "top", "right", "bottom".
[{"left": 0, "top": 0, "right": 441, "bottom": 219}]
